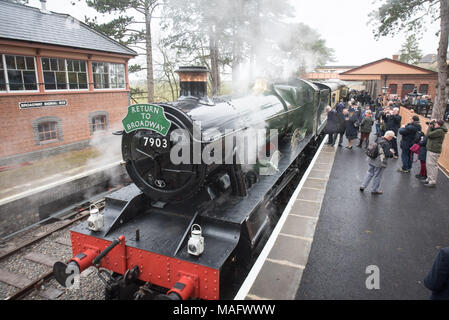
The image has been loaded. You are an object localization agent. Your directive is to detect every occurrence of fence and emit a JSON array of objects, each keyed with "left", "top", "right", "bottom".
[{"left": 400, "top": 108, "right": 449, "bottom": 176}]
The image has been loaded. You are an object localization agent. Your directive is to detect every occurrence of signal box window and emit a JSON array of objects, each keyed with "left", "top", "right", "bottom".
[
  {"left": 0, "top": 58, "right": 6, "bottom": 91},
  {"left": 92, "top": 62, "right": 125, "bottom": 89},
  {"left": 41, "top": 58, "right": 88, "bottom": 90},
  {"left": 4, "top": 54, "right": 37, "bottom": 91}
]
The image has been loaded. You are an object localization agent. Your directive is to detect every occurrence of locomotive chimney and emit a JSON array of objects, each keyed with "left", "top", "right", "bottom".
[{"left": 175, "top": 66, "right": 209, "bottom": 100}]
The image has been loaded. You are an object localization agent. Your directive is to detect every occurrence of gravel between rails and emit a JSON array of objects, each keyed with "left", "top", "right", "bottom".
[
  {"left": 1, "top": 219, "right": 108, "bottom": 300},
  {"left": 0, "top": 282, "right": 18, "bottom": 300}
]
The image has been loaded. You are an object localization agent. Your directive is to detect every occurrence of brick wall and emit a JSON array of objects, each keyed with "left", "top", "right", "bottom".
[
  {"left": 0, "top": 91, "right": 129, "bottom": 159},
  {"left": 386, "top": 75, "right": 437, "bottom": 99}
]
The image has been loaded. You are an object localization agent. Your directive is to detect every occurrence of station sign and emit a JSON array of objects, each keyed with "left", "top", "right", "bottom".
[{"left": 19, "top": 100, "right": 68, "bottom": 109}]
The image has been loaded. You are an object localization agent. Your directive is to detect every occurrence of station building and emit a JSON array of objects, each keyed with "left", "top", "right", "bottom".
[
  {"left": 303, "top": 57, "right": 438, "bottom": 100},
  {"left": 0, "top": 1, "right": 137, "bottom": 165},
  {"left": 339, "top": 57, "right": 438, "bottom": 99}
]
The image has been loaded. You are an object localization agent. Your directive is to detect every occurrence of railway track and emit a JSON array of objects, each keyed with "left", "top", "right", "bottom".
[{"left": 0, "top": 198, "right": 107, "bottom": 300}]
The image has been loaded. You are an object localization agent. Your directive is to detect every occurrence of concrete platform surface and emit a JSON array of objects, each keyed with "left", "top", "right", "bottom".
[
  {"left": 236, "top": 140, "right": 337, "bottom": 300},
  {"left": 296, "top": 137, "right": 449, "bottom": 300}
]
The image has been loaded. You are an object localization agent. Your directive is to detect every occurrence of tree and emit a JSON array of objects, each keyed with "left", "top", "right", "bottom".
[
  {"left": 278, "top": 23, "right": 336, "bottom": 77},
  {"left": 81, "top": 0, "right": 161, "bottom": 103},
  {"left": 162, "top": 0, "right": 327, "bottom": 95},
  {"left": 162, "top": 0, "right": 236, "bottom": 96},
  {"left": 399, "top": 34, "right": 423, "bottom": 64},
  {"left": 370, "top": 0, "right": 449, "bottom": 120}
]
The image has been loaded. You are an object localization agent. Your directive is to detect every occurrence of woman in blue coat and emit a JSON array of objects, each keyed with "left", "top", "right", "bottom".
[{"left": 344, "top": 110, "right": 359, "bottom": 149}]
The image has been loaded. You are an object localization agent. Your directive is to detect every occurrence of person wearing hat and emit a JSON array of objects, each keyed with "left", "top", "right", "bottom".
[
  {"left": 398, "top": 115, "right": 422, "bottom": 173},
  {"left": 360, "top": 130, "right": 396, "bottom": 195},
  {"left": 422, "top": 119, "right": 448, "bottom": 188}
]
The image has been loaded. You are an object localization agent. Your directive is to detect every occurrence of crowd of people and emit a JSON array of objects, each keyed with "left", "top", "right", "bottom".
[
  {"left": 325, "top": 92, "right": 449, "bottom": 300},
  {"left": 325, "top": 93, "right": 447, "bottom": 194}
]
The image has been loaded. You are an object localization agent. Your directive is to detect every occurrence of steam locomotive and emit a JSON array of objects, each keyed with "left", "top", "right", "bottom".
[{"left": 53, "top": 67, "right": 346, "bottom": 300}]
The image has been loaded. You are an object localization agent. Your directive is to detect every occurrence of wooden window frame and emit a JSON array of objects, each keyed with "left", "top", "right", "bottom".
[
  {"left": 92, "top": 62, "right": 125, "bottom": 90},
  {"left": 41, "top": 57, "right": 88, "bottom": 92},
  {"left": 2, "top": 54, "right": 39, "bottom": 93}
]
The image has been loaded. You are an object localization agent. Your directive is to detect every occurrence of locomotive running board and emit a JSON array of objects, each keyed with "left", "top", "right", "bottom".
[{"left": 103, "top": 186, "right": 149, "bottom": 236}]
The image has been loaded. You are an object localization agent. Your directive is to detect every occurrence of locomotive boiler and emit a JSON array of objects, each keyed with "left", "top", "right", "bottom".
[{"left": 53, "top": 67, "right": 342, "bottom": 300}]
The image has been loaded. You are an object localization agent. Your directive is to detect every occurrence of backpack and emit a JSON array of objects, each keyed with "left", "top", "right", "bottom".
[
  {"left": 414, "top": 131, "right": 424, "bottom": 144},
  {"left": 366, "top": 141, "right": 379, "bottom": 159}
]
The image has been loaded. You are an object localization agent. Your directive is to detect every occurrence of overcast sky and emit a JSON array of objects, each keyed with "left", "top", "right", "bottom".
[{"left": 27, "top": 0, "right": 441, "bottom": 67}]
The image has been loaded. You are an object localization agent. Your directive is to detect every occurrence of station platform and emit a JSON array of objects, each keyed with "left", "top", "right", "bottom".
[
  {"left": 0, "top": 137, "right": 122, "bottom": 203},
  {"left": 0, "top": 136, "right": 126, "bottom": 239},
  {"left": 236, "top": 133, "right": 449, "bottom": 300}
]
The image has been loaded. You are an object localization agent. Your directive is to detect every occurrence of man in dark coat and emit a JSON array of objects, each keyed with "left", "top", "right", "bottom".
[
  {"left": 382, "top": 107, "right": 401, "bottom": 157},
  {"left": 336, "top": 99, "right": 345, "bottom": 114},
  {"left": 333, "top": 109, "right": 346, "bottom": 147},
  {"left": 364, "top": 94, "right": 372, "bottom": 108},
  {"left": 344, "top": 110, "right": 359, "bottom": 149},
  {"left": 424, "top": 247, "right": 449, "bottom": 300},
  {"left": 375, "top": 95, "right": 383, "bottom": 107},
  {"left": 398, "top": 115, "right": 421, "bottom": 173},
  {"left": 375, "top": 105, "right": 384, "bottom": 137},
  {"left": 325, "top": 106, "right": 337, "bottom": 145},
  {"left": 357, "top": 92, "right": 364, "bottom": 106}
]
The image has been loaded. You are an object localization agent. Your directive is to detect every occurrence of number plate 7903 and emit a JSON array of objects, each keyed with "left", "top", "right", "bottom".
[{"left": 140, "top": 135, "right": 169, "bottom": 151}]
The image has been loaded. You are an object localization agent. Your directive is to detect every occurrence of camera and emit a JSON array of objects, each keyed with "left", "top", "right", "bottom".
[{"left": 426, "top": 120, "right": 436, "bottom": 126}]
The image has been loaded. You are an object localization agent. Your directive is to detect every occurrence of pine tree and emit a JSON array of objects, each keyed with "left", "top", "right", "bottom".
[
  {"left": 399, "top": 35, "right": 423, "bottom": 65},
  {"left": 80, "top": 0, "right": 161, "bottom": 103}
]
